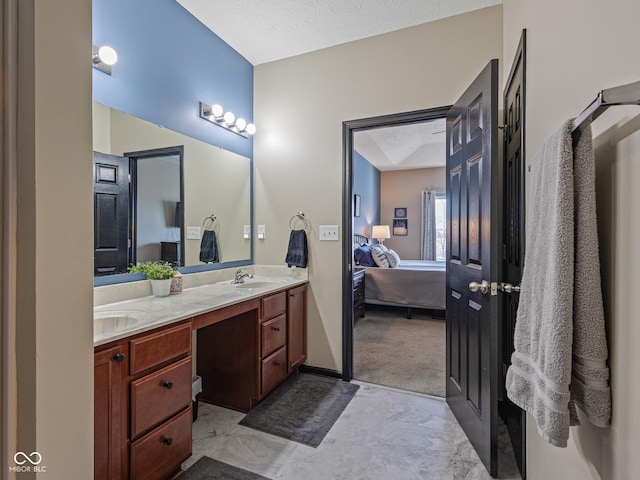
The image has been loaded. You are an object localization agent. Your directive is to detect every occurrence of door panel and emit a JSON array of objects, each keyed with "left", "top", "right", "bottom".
[
  {"left": 94, "top": 152, "right": 130, "bottom": 276},
  {"left": 446, "top": 59, "right": 499, "bottom": 476}
]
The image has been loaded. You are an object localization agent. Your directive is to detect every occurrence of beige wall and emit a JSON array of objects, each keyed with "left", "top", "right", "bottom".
[
  {"left": 504, "top": 1, "right": 640, "bottom": 478},
  {"left": 254, "top": 6, "right": 503, "bottom": 370},
  {"left": 9, "top": 0, "right": 94, "bottom": 478},
  {"left": 381, "top": 167, "right": 446, "bottom": 259}
]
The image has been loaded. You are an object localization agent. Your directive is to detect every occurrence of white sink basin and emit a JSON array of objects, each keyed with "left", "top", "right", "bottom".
[
  {"left": 233, "top": 281, "right": 277, "bottom": 289},
  {"left": 94, "top": 313, "right": 140, "bottom": 335}
]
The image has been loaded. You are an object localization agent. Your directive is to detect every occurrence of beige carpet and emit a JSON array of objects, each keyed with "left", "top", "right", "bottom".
[{"left": 354, "top": 305, "right": 445, "bottom": 397}]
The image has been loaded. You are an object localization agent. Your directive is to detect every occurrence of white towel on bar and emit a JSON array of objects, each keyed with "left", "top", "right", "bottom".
[
  {"left": 570, "top": 118, "right": 611, "bottom": 428},
  {"left": 505, "top": 118, "right": 612, "bottom": 447},
  {"left": 505, "top": 119, "right": 576, "bottom": 447}
]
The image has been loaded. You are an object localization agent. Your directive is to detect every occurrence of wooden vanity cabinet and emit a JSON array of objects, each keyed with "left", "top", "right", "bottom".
[
  {"left": 196, "top": 284, "right": 307, "bottom": 413},
  {"left": 95, "top": 345, "right": 126, "bottom": 480},
  {"left": 94, "top": 321, "right": 192, "bottom": 480}
]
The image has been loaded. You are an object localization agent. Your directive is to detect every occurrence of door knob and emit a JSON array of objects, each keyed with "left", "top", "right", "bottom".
[
  {"left": 469, "top": 280, "right": 490, "bottom": 295},
  {"left": 499, "top": 282, "right": 521, "bottom": 294}
]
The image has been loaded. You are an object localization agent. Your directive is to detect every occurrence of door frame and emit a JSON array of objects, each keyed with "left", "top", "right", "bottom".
[
  {"left": 124, "top": 145, "right": 185, "bottom": 267},
  {"left": 341, "top": 106, "right": 451, "bottom": 381}
]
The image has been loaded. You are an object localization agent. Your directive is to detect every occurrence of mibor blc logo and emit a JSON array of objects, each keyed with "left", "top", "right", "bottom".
[{"left": 10, "top": 451, "right": 47, "bottom": 473}]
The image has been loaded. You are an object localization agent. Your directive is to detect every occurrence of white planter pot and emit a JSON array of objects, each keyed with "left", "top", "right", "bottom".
[{"left": 150, "top": 279, "right": 172, "bottom": 297}]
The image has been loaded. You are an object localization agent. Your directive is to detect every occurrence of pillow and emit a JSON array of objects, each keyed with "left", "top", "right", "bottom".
[
  {"left": 371, "top": 244, "right": 390, "bottom": 268},
  {"left": 386, "top": 249, "right": 401, "bottom": 268},
  {"left": 354, "top": 245, "right": 376, "bottom": 267}
]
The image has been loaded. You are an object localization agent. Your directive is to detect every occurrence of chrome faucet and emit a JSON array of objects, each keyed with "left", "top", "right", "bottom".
[{"left": 231, "top": 268, "right": 253, "bottom": 284}]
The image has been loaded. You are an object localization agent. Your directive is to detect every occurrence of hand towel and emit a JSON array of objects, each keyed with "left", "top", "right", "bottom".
[
  {"left": 285, "top": 229, "right": 308, "bottom": 268},
  {"left": 199, "top": 229, "right": 219, "bottom": 263},
  {"left": 505, "top": 120, "right": 576, "bottom": 447},
  {"left": 570, "top": 119, "right": 611, "bottom": 428}
]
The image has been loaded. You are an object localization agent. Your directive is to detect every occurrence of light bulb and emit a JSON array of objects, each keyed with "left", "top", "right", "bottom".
[
  {"left": 211, "top": 104, "right": 224, "bottom": 118},
  {"left": 246, "top": 123, "right": 256, "bottom": 135},
  {"left": 223, "top": 111, "right": 235, "bottom": 125},
  {"left": 235, "top": 118, "right": 247, "bottom": 131},
  {"left": 97, "top": 46, "right": 118, "bottom": 66}
]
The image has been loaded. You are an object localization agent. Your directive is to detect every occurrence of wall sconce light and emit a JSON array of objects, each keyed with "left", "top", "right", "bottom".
[
  {"left": 199, "top": 102, "right": 256, "bottom": 138},
  {"left": 92, "top": 45, "right": 118, "bottom": 75},
  {"left": 371, "top": 225, "right": 391, "bottom": 244}
]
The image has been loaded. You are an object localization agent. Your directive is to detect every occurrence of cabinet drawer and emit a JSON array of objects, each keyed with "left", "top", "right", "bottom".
[
  {"left": 261, "top": 314, "right": 286, "bottom": 357},
  {"left": 129, "top": 323, "right": 191, "bottom": 375},
  {"left": 261, "top": 346, "right": 287, "bottom": 395},
  {"left": 261, "top": 292, "right": 286, "bottom": 321},
  {"left": 130, "top": 407, "right": 192, "bottom": 480},
  {"left": 131, "top": 357, "right": 192, "bottom": 438}
]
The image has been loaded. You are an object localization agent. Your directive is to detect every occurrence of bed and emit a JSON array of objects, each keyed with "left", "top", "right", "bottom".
[{"left": 353, "top": 234, "right": 446, "bottom": 317}]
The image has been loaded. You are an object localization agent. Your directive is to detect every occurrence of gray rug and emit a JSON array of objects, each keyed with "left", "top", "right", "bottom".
[
  {"left": 239, "top": 373, "right": 359, "bottom": 447},
  {"left": 354, "top": 305, "right": 445, "bottom": 397},
  {"left": 180, "top": 456, "right": 270, "bottom": 480}
]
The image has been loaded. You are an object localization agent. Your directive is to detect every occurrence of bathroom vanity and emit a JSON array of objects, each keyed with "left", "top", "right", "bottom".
[{"left": 93, "top": 269, "right": 307, "bottom": 480}]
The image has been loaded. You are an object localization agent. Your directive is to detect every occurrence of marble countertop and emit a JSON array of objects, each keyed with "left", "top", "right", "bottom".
[{"left": 94, "top": 267, "right": 307, "bottom": 347}]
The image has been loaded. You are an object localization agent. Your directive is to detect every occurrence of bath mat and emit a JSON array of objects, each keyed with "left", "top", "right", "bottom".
[
  {"left": 180, "top": 456, "right": 271, "bottom": 480},
  {"left": 239, "top": 373, "right": 359, "bottom": 447}
]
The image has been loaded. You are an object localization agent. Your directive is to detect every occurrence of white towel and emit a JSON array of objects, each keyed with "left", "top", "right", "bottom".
[
  {"left": 570, "top": 119, "right": 611, "bottom": 428},
  {"left": 505, "top": 119, "right": 611, "bottom": 447}
]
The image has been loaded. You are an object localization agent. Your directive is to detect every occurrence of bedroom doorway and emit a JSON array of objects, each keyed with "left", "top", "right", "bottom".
[{"left": 341, "top": 106, "right": 450, "bottom": 398}]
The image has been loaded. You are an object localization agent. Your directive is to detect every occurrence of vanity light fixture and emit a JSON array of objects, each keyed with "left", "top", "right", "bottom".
[
  {"left": 92, "top": 45, "right": 118, "bottom": 75},
  {"left": 199, "top": 101, "right": 256, "bottom": 138}
]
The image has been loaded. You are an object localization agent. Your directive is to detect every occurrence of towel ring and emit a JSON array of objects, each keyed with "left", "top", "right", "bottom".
[
  {"left": 289, "top": 211, "right": 309, "bottom": 232},
  {"left": 202, "top": 214, "right": 218, "bottom": 231}
]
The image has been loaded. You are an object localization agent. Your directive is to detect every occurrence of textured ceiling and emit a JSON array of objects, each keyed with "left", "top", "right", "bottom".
[
  {"left": 177, "top": 0, "right": 502, "bottom": 65},
  {"left": 354, "top": 119, "right": 446, "bottom": 171}
]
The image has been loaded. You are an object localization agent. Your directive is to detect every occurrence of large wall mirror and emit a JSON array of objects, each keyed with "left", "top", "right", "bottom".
[{"left": 93, "top": 102, "right": 252, "bottom": 286}]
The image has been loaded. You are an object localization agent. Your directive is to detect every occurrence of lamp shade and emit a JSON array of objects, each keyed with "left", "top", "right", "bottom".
[{"left": 371, "top": 225, "right": 390, "bottom": 241}]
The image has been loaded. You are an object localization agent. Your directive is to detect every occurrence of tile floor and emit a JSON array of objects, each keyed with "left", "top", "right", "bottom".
[{"left": 182, "top": 381, "right": 522, "bottom": 480}]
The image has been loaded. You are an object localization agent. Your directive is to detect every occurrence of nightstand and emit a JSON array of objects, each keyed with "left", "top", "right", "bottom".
[{"left": 353, "top": 269, "right": 366, "bottom": 319}]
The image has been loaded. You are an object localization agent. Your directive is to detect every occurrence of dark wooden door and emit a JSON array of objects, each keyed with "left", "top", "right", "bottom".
[
  {"left": 93, "top": 152, "right": 130, "bottom": 275},
  {"left": 500, "top": 30, "right": 526, "bottom": 478},
  {"left": 446, "top": 59, "right": 499, "bottom": 476}
]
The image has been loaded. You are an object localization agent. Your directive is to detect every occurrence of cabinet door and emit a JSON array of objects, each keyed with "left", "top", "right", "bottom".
[
  {"left": 95, "top": 345, "right": 125, "bottom": 480},
  {"left": 287, "top": 285, "right": 307, "bottom": 371}
]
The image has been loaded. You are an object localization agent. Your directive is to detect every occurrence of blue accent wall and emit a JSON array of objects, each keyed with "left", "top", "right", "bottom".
[
  {"left": 353, "top": 151, "right": 380, "bottom": 239},
  {"left": 93, "top": 0, "right": 253, "bottom": 158}
]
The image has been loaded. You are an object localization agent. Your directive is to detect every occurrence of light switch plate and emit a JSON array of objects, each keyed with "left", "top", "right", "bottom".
[
  {"left": 243, "top": 225, "right": 251, "bottom": 239},
  {"left": 319, "top": 225, "right": 339, "bottom": 241},
  {"left": 186, "top": 226, "right": 201, "bottom": 240},
  {"left": 257, "top": 225, "right": 266, "bottom": 240}
]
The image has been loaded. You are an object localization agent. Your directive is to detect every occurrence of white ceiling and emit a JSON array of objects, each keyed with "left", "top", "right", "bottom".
[
  {"left": 354, "top": 119, "right": 446, "bottom": 171},
  {"left": 177, "top": 0, "right": 502, "bottom": 66}
]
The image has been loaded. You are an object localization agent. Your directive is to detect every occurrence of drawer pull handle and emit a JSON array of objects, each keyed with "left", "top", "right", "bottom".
[
  {"left": 163, "top": 381, "right": 174, "bottom": 390},
  {"left": 274, "top": 361, "right": 281, "bottom": 366},
  {"left": 289, "top": 293, "right": 295, "bottom": 297},
  {"left": 113, "top": 353, "right": 125, "bottom": 363},
  {"left": 163, "top": 437, "right": 173, "bottom": 446},
  {"left": 272, "top": 327, "right": 280, "bottom": 332}
]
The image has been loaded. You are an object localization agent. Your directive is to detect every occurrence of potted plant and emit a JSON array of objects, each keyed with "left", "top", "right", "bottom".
[{"left": 129, "top": 261, "right": 177, "bottom": 297}]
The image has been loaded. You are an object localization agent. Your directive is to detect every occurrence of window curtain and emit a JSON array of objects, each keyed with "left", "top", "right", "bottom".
[{"left": 421, "top": 190, "right": 437, "bottom": 260}]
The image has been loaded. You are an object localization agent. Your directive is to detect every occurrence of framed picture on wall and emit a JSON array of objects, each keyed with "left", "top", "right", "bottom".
[
  {"left": 393, "top": 219, "right": 408, "bottom": 236},
  {"left": 394, "top": 207, "right": 407, "bottom": 218},
  {"left": 354, "top": 194, "right": 361, "bottom": 218}
]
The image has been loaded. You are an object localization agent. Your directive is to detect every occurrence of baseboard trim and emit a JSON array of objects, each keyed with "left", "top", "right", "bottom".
[{"left": 299, "top": 365, "right": 343, "bottom": 379}]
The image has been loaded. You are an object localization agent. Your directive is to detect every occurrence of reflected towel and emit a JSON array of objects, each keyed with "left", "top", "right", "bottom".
[
  {"left": 285, "top": 229, "right": 308, "bottom": 268},
  {"left": 199, "top": 230, "right": 219, "bottom": 263}
]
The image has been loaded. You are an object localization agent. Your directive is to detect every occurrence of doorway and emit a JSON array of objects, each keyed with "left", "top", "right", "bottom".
[{"left": 349, "top": 115, "right": 449, "bottom": 398}]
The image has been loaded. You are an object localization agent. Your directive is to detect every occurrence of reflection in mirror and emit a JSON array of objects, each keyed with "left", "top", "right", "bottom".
[{"left": 93, "top": 102, "right": 252, "bottom": 285}]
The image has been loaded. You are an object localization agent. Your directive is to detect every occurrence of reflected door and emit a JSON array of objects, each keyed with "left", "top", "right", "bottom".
[{"left": 94, "top": 151, "right": 130, "bottom": 275}]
